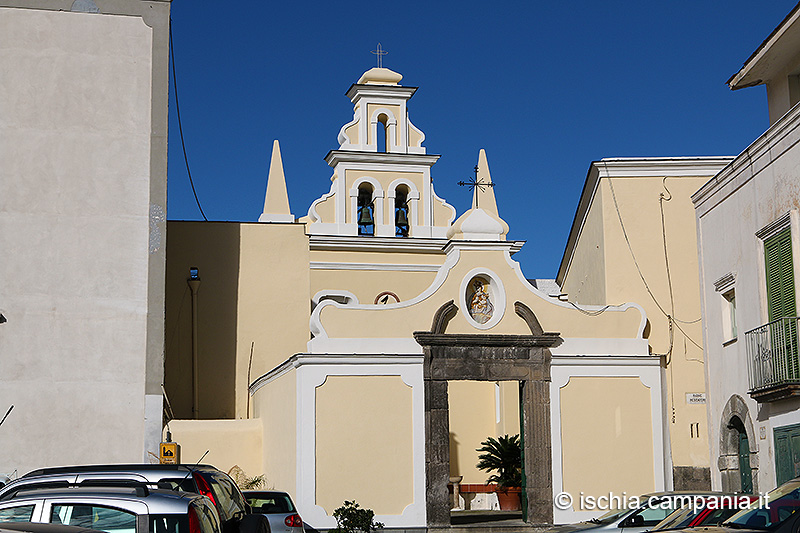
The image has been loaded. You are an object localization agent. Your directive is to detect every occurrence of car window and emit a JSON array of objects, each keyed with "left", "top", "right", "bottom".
[
  {"left": 191, "top": 501, "right": 220, "bottom": 533},
  {"left": 204, "top": 476, "right": 241, "bottom": 520},
  {"left": 151, "top": 515, "right": 187, "bottom": 533},
  {"left": 52, "top": 503, "right": 137, "bottom": 533},
  {"left": 629, "top": 503, "right": 675, "bottom": 526},
  {"left": 0, "top": 504, "right": 36, "bottom": 522},
  {"left": 246, "top": 495, "right": 295, "bottom": 514}
]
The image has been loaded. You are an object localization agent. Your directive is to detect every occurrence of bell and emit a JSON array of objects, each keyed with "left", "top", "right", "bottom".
[
  {"left": 358, "top": 205, "right": 373, "bottom": 225},
  {"left": 395, "top": 207, "right": 408, "bottom": 226}
]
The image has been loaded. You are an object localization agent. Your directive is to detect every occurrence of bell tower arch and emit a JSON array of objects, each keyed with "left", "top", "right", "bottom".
[{"left": 307, "top": 67, "right": 456, "bottom": 238}]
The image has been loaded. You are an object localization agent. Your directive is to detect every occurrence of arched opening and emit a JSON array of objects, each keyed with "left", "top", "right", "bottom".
[
  {"left": 395, "top": 185, "right": 410, "bottom": 237},
  {"left": 357, "top": 183, "right": 375, "bottom": 236},
  {"left": 377, "top": 114, "right": 389, "bottom": 153},
  {"left": 728, "top": 416, "right": 753, "bottom": 493}
]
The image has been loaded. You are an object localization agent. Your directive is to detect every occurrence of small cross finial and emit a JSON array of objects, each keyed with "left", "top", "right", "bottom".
[
  {"left": 371, "top": 43, "right": 388, "bottom": 68},
  {"left": 457, "top": 165, "right": 495, "bottom": 209}
]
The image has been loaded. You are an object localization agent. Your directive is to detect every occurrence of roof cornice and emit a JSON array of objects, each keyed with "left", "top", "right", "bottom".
[
  {"left": 309, "top": 234, "right": 449, "bottom": 253},
  {"left": 727, "top": 2, "right": 800, "bottom": 89},
  {"left": 692, "top": 100, "right": 800, "bottom": 212},
  {"left": 345, "top": 83, "right": 418, "bottom": 102},
  {"left": 556, "top": 157, "right": 733, "bottom": 285},
  {"left": 324, "top": 150, "right": 440, "bottom": 167}
]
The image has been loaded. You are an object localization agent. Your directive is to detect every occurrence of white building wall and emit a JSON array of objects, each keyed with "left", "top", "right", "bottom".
[
  {"left": 0, "top": 2, "right": 170, "bottom": 476},
  {"left": 695, "top": 100, "right": 800, "bottom": 493}
]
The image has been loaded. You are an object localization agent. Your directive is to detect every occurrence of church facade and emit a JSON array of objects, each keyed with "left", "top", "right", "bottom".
[{"left": 165, "top": 67, "right": 668, "bottom": 527}]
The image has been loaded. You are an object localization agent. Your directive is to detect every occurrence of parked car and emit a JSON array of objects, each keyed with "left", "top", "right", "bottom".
[
  {"left": 1, "top": 465, "right": 265, "bottom": 533},
  {"left": 650, "top": 494, "right": 758, "bottom": 531},
  {"left": 0, "top": 484, "right": 220, "bottom": 533},
  {"left": 242, "top": 492, "right": 302, "bottom": 533},
  {"left": 549, "top": 492, "right": 727, "bottom": 533},
  {"left": 707, "top": 478, "right": 800, "bottom": 533}
]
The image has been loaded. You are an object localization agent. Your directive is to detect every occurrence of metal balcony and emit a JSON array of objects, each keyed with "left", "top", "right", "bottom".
[{"left": 746, "top": 317, "right": 800, "bottom": 402}]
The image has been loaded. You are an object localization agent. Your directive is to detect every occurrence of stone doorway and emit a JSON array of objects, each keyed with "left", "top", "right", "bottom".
[{"left": 414, "top": 301, "right": 560, "bottom": 526}]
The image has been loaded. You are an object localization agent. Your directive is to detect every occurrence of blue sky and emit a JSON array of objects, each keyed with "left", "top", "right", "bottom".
[{"left": 167, "top": 1, "right": 797, "bottom": 278}]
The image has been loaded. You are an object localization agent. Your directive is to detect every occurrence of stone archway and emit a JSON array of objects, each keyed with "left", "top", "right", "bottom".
[
  {"left": 718, "top": 394, "right": 758, "bottom": 493},
  {"left": 414, "top": 301, "right": 560, "bottom": 526}
]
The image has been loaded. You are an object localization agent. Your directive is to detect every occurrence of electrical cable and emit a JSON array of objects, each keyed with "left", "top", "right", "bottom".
[
  {"left": 169, "top": 19, "right": 208, "bottom": 222},
  {"left": 605, "top": 166, "right": 706, "bottom": 357},
  {"left": 568, "top": 301, "right": 614, "bottom": 316}
]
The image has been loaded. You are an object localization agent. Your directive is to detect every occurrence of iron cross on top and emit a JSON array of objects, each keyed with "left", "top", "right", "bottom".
[
  {"left": 458, "top": 165, "right": 495, "bottom": 208},
  {"left": 371, "top": 43, "right": 387, "bottom": 68}
]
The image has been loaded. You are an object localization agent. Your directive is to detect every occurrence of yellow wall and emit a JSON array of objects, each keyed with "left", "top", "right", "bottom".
[
  {"left": 559, "top": 377, "right": 654, "bottom": 507},
  {"left": 560, "top": 186, "right": 606, "bottom": 305},
  {"left": 448, "top": 381, "right": 497, "bottom": 483},
  {"left": 317, "top": 248, "right": 644, "bottom": 340},
  {"left": 236, "top": 224, "right": 310, "bottom": 417},
  {"left": 448, "top": 381, "right": 521, "bottom": 484},
  {"left": 253, "top": 371, "right": 297, "bottom": 495},
  {"left": 165, "top": 222, "right": 241, "bottom": 419},
  {"left": 166, "top": 222, "right": 311, "bottom": 420},
  {"left": 168, "top": 419, "right": 263, "bottom": 480},
  {"left": 598, "top": 176, "right": 710, "bottom": 468},
  {"left": 315, "top": 376, "right": 414, "bottom": 515}
]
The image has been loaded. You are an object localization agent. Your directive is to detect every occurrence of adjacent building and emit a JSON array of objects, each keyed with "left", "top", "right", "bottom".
[
  {"left": 557, "top": 157, "right": 733, "bottom": 491},
  {"left": 695, "top": 2, "right": 800, "bottom": 495},
  {"left": 0, "top": 0, "right": 171, "bottom": 476}
]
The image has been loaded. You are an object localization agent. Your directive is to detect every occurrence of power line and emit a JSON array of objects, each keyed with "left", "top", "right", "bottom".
[
  {"left": 605, "top": 166, "right": 705, "bottom": 356},
  {"left": 169, "top": 19, "right": 208, "bottom": 222}
]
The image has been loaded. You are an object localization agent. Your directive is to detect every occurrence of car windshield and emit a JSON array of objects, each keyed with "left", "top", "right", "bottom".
[
  {"left": 590, "top": 507, "right": 630, "bottom": 525},
  {"left": 725, "top": 481, "right": 800, "bottom": 530}
]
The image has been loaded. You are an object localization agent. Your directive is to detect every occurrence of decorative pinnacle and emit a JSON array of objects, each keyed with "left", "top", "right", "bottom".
[
  {"left": 457, "top": 165, "right": 495, "bottom": 208},
  {"left": 371, "top": 43, "right": 388, "bottom": 68}
]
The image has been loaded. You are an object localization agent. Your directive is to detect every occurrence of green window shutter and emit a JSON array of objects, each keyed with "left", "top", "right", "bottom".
[{"left": 765, "top": 228, "right": 796, "bottom": 321}]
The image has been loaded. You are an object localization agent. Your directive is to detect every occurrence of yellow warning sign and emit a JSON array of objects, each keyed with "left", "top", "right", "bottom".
[{"left": 160, "top": 442, "right": 180, "bottom": 464}]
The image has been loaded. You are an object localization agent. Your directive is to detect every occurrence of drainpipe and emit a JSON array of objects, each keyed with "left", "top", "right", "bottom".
[{"left": 188, "top": 267, "right": 201, "bottom": 419}]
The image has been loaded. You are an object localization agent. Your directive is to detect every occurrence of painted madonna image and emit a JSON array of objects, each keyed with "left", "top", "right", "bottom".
[{"left": 468, "top": 278, "right": 493, "bottom": 324}]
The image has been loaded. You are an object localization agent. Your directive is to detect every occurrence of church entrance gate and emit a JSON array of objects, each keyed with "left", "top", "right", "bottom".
[{"left": 414, "top": 301, "right": 560, "bottom": 526}]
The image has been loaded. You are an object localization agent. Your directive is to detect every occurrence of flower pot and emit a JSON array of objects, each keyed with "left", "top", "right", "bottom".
[{"left": 496, "top": 487, "right": 521, "bottom": 511}]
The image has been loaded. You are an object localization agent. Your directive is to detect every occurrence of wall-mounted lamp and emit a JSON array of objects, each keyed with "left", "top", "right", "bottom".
[{"left": 187, "top": 267, "right": 200, "bottom": 420}]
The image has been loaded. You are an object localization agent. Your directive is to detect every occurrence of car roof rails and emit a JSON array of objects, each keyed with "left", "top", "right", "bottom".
[{"left": 4, "top": 479, "right": 151, "bottom": 499}]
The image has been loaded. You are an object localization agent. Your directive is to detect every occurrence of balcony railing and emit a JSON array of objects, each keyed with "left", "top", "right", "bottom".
[{"left": 746, "top": 316, "right": 800, "bottom": 401}]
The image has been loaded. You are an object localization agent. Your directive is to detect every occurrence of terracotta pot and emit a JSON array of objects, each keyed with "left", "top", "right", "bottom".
[{"left": 496, "top": 487, "right": 521, "bottom": 511}]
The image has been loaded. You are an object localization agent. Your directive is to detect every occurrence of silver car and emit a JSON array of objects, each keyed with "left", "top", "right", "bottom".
[
  {"left": 242, "top": 492, "right": 302, "bottom": 533},
  {"left": 0, "top": 485, "right": 220, "bottom": 533}
]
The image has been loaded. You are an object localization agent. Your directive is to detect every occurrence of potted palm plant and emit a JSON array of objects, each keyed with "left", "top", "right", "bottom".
[{"left": 476, "top": 434, "right": 522, "bottom": 511}]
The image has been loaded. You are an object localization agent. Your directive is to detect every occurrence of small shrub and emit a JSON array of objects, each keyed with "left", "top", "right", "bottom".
[{"left": 330, "top": 500, "right": 384, "bottom": 533}]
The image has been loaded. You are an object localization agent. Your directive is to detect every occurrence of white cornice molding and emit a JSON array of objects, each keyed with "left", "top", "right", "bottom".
[
  {"left": 325, "top": 150, "right": 440, "bottom": 167},
  {"left": 345, "top": 84, "right": 418, "bottom": 102},
  {"left": 713, "top": 272, "right": 737, "bottom": 292},
  {"left": 755, "top": 211, "right": 793, "bottom": 240},
  {"left": 443, "top": 240, "right": 525, "bottom": 255},
  {"left": 249, "top": 353, "right": 425, "bottom": 394},
  {"left": 309, "top": 261, "right": 441, "bottom": 272},
  {"left": 595, "top": 157, "right": 734, "bottom": 177},
  {"left": 693, "top": 103, "right": 800, "bottom": 212},
  {"left": 309, "top": 234, "right": 448, "bottom": 253}
]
